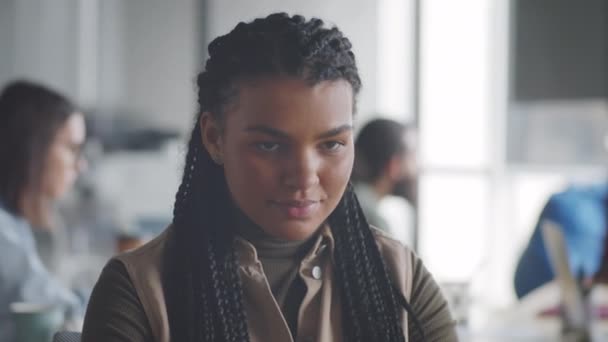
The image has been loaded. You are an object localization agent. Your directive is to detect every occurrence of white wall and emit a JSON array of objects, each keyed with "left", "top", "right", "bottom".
[
  {"left": 119, "top": 0, "right": 199, "bottom": 132},
  {"left": 97, "top": 0, "right": 127, "bottom": 113},
  {"left": 376, "top": 0, "right": 416, "bottom": 124},
  {"left": 416, "top": 0, "right": 513, "bottom": 314},
  {"left": 0, "top": 0, "right": 15, "bottom": 84},
  {"left": 0, "top": 0, "right": 200, "bottom": 133},
  {"left": 0, "top": 0, "right": 80, "bottom": 98}
]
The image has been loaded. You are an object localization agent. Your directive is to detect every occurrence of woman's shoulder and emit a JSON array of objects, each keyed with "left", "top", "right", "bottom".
[
  {"left": 368, "top": 225, "right": 417, "bottom": 295},
  {"left": 0, "top": 204, "right": 34, "bottom": 246},
  {"left": 0, "top": 204, "right": 22, "bottom": 227},
  {"left": 104, "top": 226, "right": 172, "bottom": 341},
  {"left": 369, "top": 225, "right": 415, "bottom": 259},
  {"left": 113, "top": 226, "right": 172, "bottom": 273}
]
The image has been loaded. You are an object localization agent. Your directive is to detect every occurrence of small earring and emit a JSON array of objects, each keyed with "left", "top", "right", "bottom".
[{"left": 213, "top": 154, "right": 223, "bottom": 165}]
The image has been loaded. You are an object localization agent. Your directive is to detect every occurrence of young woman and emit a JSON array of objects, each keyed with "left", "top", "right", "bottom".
[
  {"left": 0, "top": 80, "right": 87, "bottom": 340},
  {"left": 82, "top": 13, "right": 456, "bottom": 342}
]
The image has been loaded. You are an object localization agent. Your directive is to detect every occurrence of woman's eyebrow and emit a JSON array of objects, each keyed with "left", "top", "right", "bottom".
[
  {"left": 244, "top": 125, "right": 289, "bottom": 139},
  {"left": 244, "top": 124, "right": 353, "bottom": 140},
  {"left": 316, "top": 124, "right": 353, "bottom": 139}
]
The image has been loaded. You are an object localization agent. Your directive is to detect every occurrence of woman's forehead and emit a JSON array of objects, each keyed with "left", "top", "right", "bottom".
[{"left": 224, "top": 77, "right": 354, "bottom": 137}]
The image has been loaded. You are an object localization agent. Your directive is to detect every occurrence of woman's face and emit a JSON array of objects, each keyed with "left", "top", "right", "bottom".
[
  {"left": 202, "top": 77, "right": 355, "bottom": 241},
  {"left": 41, "top": 113, "right": 87, "bottom": 199}
]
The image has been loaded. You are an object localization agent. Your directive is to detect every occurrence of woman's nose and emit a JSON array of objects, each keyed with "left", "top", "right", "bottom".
[{"left": 281, "top": 150, "right": 320, "bottom": 190}]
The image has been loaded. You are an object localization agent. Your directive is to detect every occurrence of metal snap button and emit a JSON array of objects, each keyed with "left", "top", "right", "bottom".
[{"left": 312, "top": 265, "right": 322, "bottom": 280}]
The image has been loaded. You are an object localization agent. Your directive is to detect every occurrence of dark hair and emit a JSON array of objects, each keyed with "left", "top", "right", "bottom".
[
  {"left": 0, "top": 80, "right": 77, "bottom": 214},
  {"left": 352, "top": 118, "right": 413, "bottom": 183},
  {"left": 164, "top": 13, "right": 424, "bottom": 341}
]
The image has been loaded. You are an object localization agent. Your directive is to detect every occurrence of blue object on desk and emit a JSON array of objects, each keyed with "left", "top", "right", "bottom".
[{"left": 514, "top": 183, "right": 608, "bottom": 298}]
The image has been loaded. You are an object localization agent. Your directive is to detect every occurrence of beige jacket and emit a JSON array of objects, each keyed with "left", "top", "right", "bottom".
[{"left": 114, "top": 225, "right": 414, "bottom": 342}]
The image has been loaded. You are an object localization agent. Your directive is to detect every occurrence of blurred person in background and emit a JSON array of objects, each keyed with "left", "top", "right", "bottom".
[
  {"left": 0, "top": 80, "right": 87, "bottom": 340},
  {"left": 514, "top": 184, "right": 608, "bottom": 300},
  {"left": 513, "top": 184, "right": 608, "bottom": 341},
  {"left": 352, "top": 118, "right": 418, "bottom": 237}
]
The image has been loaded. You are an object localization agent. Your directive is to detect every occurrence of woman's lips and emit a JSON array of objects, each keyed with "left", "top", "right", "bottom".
[{"left": 271, "top": 200, "right": 320, "bottom": 219}]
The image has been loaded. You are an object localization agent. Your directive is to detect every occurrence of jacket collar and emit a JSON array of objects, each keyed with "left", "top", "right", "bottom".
[{"left": 234, "top": 224, "right": 335, "bottom": 267}]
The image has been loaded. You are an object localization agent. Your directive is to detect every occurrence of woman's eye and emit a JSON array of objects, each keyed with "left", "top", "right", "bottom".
[
  {"left": 256, "top": 142, "right": 280, "bottom": 152},
  {"left": 322, "top": 141, "right": 344, "bottom": 151}
]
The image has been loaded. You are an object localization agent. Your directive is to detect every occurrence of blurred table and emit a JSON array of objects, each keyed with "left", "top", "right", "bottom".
[{"left": 455, "top": 282, "right": 608, "bottom": 341}]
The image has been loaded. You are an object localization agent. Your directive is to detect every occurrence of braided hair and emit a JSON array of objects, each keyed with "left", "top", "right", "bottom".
[{"left": 163, "top": 13, "right": 424, "bottom": 342}]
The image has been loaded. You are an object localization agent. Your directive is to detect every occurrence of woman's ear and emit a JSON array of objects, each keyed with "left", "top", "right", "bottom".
[{"left": 200, "top": 113, "right": 224, "bottom": 164}]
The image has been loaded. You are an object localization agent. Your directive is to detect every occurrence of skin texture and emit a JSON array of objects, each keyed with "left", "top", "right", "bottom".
[
  {"left": 202, "top": 77, "right": 355, "bottom": 241},
  {"left": 40, "top": 113, "right": 87, "bottom": 199}
]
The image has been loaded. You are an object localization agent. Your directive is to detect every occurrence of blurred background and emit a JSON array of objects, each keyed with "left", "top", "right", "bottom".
[{"left": 1, "top": 0, "right": 607, "bottom": 338}]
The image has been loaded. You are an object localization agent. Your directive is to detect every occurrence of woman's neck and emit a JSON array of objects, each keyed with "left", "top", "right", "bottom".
[{"left": 234, "top": 209, "right": 317, "bottom": 259}]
